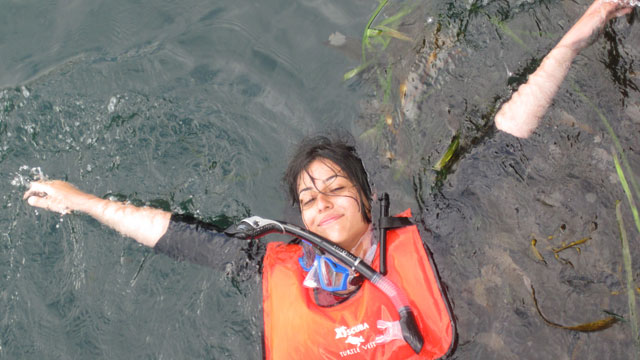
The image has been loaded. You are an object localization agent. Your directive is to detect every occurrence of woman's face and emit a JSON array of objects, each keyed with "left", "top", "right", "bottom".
[{"left": 297, "top": 158, "right": 370, "bottom": 252}]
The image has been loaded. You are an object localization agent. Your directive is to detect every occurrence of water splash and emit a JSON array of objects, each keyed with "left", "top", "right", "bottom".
[
  {"left": 10, "top": 166, "right": 46, "bottom": 188},
  {"left": 604, "top": 0, "right": 640, "bottom": 6},
  {"left": 107, "top": 96, "right": 118, "bottom": 113},
  {"left": 20, "top": 86, "right": 30, "bottom": 98}
]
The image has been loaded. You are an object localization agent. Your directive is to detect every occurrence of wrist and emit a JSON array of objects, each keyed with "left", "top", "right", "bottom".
[{"left": 71, "top": 193, "right": 104, "bottom": 214}]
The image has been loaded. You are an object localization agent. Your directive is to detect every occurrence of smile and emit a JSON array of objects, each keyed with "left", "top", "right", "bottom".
[{"left": 318, "top": 214, "right": 343, "bottom": 227}]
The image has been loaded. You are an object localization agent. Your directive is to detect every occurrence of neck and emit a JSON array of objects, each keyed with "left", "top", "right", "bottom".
[{"left": 348, "top": 224, "right": 373, "bottom": 259}]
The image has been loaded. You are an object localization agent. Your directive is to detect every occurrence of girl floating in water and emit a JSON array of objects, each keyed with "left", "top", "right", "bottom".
[{"left": 23, "top": 1, "right": 634, "bottom": 358}]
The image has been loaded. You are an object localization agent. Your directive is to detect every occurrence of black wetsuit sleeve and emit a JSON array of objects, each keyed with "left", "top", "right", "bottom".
[{"left": 154, "top": 214, "right": 241, "bottom": 270}]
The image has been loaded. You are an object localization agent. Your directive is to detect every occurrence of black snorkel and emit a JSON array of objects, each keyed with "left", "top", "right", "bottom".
[
  {"left": 378, "top": 193, "right": 390, "bottom": 275},
  {"left": 224, "top": 216, "right": 424, "bottom": 354}
]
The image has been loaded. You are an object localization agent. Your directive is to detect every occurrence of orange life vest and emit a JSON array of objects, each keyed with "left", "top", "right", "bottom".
[{"left": 262, "top": 209, "right": 455, "bottom": 359}]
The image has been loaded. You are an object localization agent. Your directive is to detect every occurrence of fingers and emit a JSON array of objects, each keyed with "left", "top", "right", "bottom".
[
  {"left": 24, "top": 189, "right": 70, "bottom": 214},
  {"left": 23, "top": 180, "right": 67, "bottom": 213},
  {"left": 23, "top": 190, "right": 47, "bottom": 201},
  {"left": 23, "top": 180, "right": 84, "bottom": 214},
  {"left": 23, "top": 181, "right": 51, "bottom": 200},
  {"left": 598, "top": 0, "right": 634, "bottom": 20},
  {"left": 26, "top": 195, "right": 47, "bottom": 208},
  {"left": 23, "top": 187, "right": 53, "bottom": 210},
  {"left": 605, "top": 3, "right": 633, "bottom": 20},
  {"left": 613, "top": 7, "right": 633, "bottom": 17}
]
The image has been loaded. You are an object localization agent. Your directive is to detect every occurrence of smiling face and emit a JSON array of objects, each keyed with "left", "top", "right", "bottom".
[{"left": 297, "top": 158, "right": 370, "bottom": 252}]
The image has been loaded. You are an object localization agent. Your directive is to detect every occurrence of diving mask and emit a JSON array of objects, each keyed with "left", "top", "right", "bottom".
[{"left": 298, "top": 241, "right": 360, "bottom": 292}]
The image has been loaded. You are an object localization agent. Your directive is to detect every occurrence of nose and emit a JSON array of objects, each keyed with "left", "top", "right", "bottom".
[{"left": 315, "top": 192, "right": 333, "bottom": 211}]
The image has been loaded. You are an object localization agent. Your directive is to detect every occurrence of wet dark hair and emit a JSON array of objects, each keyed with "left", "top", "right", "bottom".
[{"left": 283, "top": 135, "right": 372, "bottom": 223}]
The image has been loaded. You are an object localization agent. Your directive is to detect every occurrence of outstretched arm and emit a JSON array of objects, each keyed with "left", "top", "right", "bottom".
[
  {"left": 23, "top": 180, "right": 171, "bottom": 247},
  {"left": 495, "top": 0, "right": 633, "bottom": 138}
]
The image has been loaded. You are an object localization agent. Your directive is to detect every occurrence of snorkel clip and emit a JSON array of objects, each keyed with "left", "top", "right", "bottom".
[{"left": 224, "top": 216, "right": 285, "bottom": 240}]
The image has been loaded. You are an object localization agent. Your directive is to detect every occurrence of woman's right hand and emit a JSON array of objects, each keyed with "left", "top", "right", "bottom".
[
  {"left": 24, "top": 180, "right": 171, "bottom": 247},
  {"left": 23, "top": 180, "right": 94, "bottom": 215}
]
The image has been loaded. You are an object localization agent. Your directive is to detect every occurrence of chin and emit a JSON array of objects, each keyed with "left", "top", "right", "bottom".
[
  {"left": 322, "top": 231, "right": 345, "bottom": 245},
  {"left": 329, "top": 236, "right": 350, "bottom": 247}
]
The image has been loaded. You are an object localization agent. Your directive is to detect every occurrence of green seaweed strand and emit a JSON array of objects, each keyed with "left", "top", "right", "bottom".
[
  {"left": 362, "top": 0, "right": 389, "bottom": 63},
  {"left": 614, "top": 150, "right": 640, "bottom": 235},
  {"left": 616, "top": 200, "right": 640, "bottom": 352},
  {"left": 488, "top": 16, "right": 532, "bottom": 54},
  {"left": 572, "top": 83, "right": 640, "bottom": 204},
  {"left": 378, "top": 3, "right": 413, "bottom": 27}
]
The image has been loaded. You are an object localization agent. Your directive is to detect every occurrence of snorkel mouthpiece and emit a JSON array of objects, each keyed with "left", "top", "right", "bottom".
[
  {"left": 371, "top": 274, "right": 424, "bottom": 353},
  {"left": 399, "top": 307, "right": 424, "bottom": 354}
]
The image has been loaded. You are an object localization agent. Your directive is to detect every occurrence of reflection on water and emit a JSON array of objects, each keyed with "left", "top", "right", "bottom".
[{"left": 1, "top": 0, "right": 639, "bottom": 359}]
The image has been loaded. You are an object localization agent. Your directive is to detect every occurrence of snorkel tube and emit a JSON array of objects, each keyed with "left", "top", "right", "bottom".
[{"left": 224, "top": 216, "right": 424, "bottom": 354}]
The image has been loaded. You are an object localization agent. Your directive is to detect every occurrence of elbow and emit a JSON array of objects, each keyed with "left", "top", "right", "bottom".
[{"left": 495, "top": 111, "right": 538, "bottom": 138}]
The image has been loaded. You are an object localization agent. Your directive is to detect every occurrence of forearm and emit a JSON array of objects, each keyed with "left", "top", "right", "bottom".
[
  {"left": 495, "top": 0, "right": 631, "bottom": 138},
  {"left": 76, "top": 195, "right": 171, "bottom": 247},
  {"left": 24, "top": 180, "right": 171, "bottom": 247},
  {"left": 494, "top": 45, "right": 577, "bottom": 138}
]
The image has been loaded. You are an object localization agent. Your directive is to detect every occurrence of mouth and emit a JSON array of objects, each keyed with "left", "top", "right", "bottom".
[{"left": 318, "top": 214, "right": 343, "bottom": 227}]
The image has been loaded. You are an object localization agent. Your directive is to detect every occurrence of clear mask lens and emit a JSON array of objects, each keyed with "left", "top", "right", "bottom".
[
  {"left": 318, "top": 256, "right": 350, "bottom": 291},
  {"left": 299, "top": 246, "right": 352, "bottom": 292}
]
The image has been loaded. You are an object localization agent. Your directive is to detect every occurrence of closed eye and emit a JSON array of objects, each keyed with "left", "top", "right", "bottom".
[{"left": 302, "top": 197, "right": 316, "bottom": 207}]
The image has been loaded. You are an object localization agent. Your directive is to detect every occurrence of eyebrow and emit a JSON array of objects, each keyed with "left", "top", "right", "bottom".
[{"left": 298, "top": 174, "right": 342, "bottom": 196}]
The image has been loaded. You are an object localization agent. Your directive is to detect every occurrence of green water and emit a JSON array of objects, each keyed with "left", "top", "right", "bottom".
[{"left": 1, "top": 0, "right": 639, "bottom": 359}]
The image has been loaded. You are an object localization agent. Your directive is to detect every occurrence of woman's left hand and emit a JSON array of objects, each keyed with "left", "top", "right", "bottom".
[{"left": 562, "top": 0, "right": 634, "bottom": 51}]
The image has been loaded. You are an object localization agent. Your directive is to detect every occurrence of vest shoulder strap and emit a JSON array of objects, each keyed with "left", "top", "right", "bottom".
[{"left": 379, "top": 216, "right": 413, "bottom": 230}]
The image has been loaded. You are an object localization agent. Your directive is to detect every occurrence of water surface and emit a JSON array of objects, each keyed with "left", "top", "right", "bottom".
[{"left": 1, "top": 0, "right": 639, "bottom": 359}]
